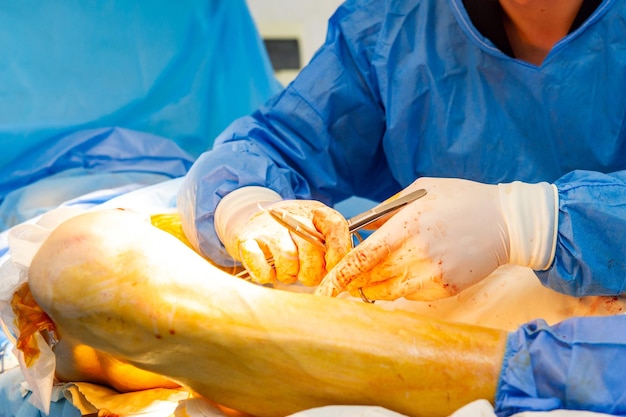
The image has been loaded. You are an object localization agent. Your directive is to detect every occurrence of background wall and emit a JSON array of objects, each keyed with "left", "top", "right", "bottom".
[{"left": 246, "top": 0, "right": 344, "bottom": 85}]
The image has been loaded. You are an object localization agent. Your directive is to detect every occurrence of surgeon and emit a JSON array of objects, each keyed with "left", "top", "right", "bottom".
[{"left": 177, "top": 0, "right": 626, "bottom": 301}]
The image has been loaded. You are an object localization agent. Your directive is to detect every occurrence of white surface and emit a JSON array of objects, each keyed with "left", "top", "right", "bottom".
[{"left": 246, "top": 0, "right": 344, "bottom": 83}]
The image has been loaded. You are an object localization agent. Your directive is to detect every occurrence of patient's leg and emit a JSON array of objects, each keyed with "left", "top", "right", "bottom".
[
  {"left": 11, "top": 274, "right": 180, "bottom": 393},
  {"left": 26, "top": 209, "right": 507, "bottom": 417}
]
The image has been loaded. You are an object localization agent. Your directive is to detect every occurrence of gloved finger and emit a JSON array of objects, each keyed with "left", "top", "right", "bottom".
[
  {"left": 312, "top": 206, "right": 351, "bottom": 270},
  {"left": 347, "top": 278, "right": 398, "bottom": 301},
  {"left": 315, "top": 236, "right": 394, "bottom": 297},
  {"left": 344, "top": 248, "right": 415, "bottom": 289},
  {"left": 344, "top": 256, "right": 412, "bottom": 298},
  {"left": 291, "top": 233, "right": 325, "bottom": 286},
  {"left": 351, "top": 264, "right": 456, "bottom": 301},
  {"left": 268, "top": 237, "right": 299, "bottom": 285},
  {"left": 239, "top": 239, "right": 275, "bottom": 285}
]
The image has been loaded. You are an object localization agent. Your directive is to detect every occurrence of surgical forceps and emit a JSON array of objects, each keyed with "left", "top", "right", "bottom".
[
  {"left": 269, "top": 188, "right": 428, "bottom": 248},
  {"left": 235, "top": 189, "right": 428, "bottom": 285}
]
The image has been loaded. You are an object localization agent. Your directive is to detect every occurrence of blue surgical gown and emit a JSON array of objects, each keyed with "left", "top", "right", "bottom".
[
  {"left": 498, "top": 315, "right": 626, "bottom": 416},
  {"left": 179, "top": 0, "right": 626, "bottom": 298}
]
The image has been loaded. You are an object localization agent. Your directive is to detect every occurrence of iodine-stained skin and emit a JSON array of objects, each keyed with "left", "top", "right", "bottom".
[{"left": 26, "top": 209, "right": 506, "bottom": 417}]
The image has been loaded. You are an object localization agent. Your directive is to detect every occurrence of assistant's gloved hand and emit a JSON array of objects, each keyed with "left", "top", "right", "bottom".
[
  {"left": 316, "top": 177, "right": 558, "bottom": 301},
  {"left": 215, "top": 186, "right": 352, "bottom": 286}
]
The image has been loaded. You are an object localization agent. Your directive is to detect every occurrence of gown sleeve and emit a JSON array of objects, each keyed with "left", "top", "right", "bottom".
[
  {"left": 497, "top": 314, "right": 626, "bottom": 416},
  {"left": 536, "top": 169, "right": 626, "bottom": 296},
  {"left": 177, "top": 0, "right": 393, "bottom": 265}
]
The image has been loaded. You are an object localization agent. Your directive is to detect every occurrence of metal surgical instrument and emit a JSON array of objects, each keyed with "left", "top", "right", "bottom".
[
  {"left": 269, "top": 188, "right": 428, "bottom": 248},
  {"left": 235, "top": 188, "right": 427, "bottom": 279}
]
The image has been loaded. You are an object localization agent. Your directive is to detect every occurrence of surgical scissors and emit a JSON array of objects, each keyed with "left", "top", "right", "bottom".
[{"left": 235, "top": 188, "right": 427, "bottom": 280}]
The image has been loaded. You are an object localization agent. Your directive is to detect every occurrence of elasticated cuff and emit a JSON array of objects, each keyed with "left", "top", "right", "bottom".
[
  {"left": 498, "top": 182, "right": 558, "bottom": 270},
  {"left": 214, "top": 186, "right": 282, "bottom": 255}
]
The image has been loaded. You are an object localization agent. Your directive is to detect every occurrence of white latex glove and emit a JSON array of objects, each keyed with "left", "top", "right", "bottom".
[
  {"left": 215, "top": 186, "right": 351, "bottom": 286},
  {"left": 316, "top": 178, "right": 558, "bottom": 301}
]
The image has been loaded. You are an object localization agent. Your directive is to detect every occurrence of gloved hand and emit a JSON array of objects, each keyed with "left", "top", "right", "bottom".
[
  {"left": 215, "top": 186, "right": 352, "bottom": 286},
  {"left": 316, "top": 177, "right": 558, "bottom": 301}
]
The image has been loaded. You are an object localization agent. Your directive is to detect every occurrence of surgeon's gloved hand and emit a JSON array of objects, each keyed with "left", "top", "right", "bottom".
[
  {"left": 316, "top": 177, "right": 558, "bottom": 301},
  {"left": 215, "top": 186, "right": 352, "bottom": 287}
]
